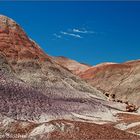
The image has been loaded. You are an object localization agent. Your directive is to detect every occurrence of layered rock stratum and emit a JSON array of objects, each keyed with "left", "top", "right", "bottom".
[
  {"left": 78, "top": 60, "right": 140, "bottom": 106},
  {"left": 55, "top": 56, "right": 140, "bottom": 107},
  {"left": 0, "top": 15, "right": 140, "bottom": 139}
]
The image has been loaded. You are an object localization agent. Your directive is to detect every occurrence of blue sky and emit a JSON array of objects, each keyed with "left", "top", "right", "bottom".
[{"left": 0, "top": 1, "right": 140, "bottom": 65}]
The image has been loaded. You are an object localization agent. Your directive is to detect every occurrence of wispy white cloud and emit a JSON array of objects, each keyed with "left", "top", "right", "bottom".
[
  {"left": 60, "top": 31, "right": 82, "bottom": 38},
  {"left": 53, "top": 27, "right": 96, "bottom": 40},
  {"left": 72, "top": 28, "right": 95, "bottom": 34},
  {"left": 53, "top": 33, "right": 62, "bottom": 39}
]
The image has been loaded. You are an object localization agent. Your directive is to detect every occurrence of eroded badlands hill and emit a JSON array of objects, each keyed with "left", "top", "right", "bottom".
[
  {"left": 79, "top": 60, "right": 140, "bottom": 106},
  {"left": 0, "top": 15, "right": 105, "bottom": 95}
]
